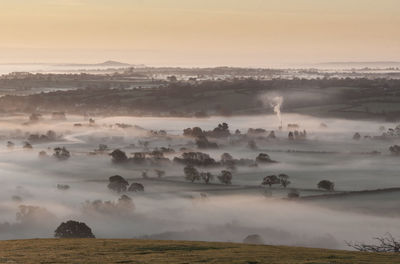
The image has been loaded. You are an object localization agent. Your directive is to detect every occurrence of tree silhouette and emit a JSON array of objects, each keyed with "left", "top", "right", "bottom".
[{"left": 54, "top": 220, "right": 95, "bottom": 238}]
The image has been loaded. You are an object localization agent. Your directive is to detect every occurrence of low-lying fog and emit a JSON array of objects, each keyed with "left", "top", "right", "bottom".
[{"left": 0, "top": 113, "right": 399, "bottom": 249}]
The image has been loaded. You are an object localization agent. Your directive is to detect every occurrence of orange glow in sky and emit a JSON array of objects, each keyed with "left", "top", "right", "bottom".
[{"left": 0, "top": 0, "right": 399, "bottom": 66}]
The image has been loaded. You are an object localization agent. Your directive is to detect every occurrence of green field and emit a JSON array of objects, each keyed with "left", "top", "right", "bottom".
[{"left": 0, "top": 239, "right": 399, "bottom": 264}]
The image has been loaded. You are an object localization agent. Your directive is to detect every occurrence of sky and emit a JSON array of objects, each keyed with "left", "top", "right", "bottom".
[{"left": 0, "top": 0, "right": 399, "bottom": 67}]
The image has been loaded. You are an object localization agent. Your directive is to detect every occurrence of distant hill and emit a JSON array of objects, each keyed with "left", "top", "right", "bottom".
[
  {"left": 57, "top": 61, "right": 132, "bottom": 67},
  {"left": 95, "top": 60, "right": 131, "bottom": 67}
]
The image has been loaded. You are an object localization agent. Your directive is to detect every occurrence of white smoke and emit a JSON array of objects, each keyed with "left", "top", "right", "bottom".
[{"left": 270, "top": 96, "right": 283, "bottom": 127}]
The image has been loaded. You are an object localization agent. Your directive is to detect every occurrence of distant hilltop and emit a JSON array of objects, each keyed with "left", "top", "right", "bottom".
[{"left": 57, "top": 60, "right": 133, "bottom": 67}]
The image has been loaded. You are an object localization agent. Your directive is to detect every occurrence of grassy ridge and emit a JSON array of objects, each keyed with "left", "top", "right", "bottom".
[{"left": 0, "top": 239, "right": 400, "bottom": 263}]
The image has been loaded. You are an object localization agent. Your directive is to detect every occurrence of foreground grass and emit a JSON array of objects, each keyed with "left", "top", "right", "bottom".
[{"left": 0, "top": 239, "right": 399, "bottom": 264}]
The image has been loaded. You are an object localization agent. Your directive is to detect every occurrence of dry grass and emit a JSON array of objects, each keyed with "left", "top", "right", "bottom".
[{"left": 0, "top": 239, "right": 399, "bottom": 264}]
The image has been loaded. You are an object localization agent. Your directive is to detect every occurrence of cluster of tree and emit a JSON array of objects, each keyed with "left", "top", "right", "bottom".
[
  {"left": 262, "top": 174, "right": 290, "bottom": 188},
  {"left": 6, "top": 141, "right": 35, "bottom": 149},
  {"left": 107, "top": 175, "right": 144, "bottom": 193},
  {"left": 83, "top": 195, "right": 135, "bottom": 215},
  {"left": 53, "top": 147, "right": 71, "bottom": 160},
  {"left": 174, "top": 152, "right": 217, "bottom": 167},
  {"left": 195, "top": 135, "right": 218, "bottom": 149},
  {"left": 148, "top": 130, "right": 167, "bottom": 137},
  {"left": 184, "top": 123, "right": 230, "bottom": 139},
  {"left": 110, "top": 149, "right": 170, "bottom": 165},
  {"left": 380, "top": 125, "right": 400, "bottom": 138},
  {"left": 140, "top": 169, "right": 166, "bottom": 179},
  {"left": 183, "top": 127, "right": 218, "bottom": 149},
  {"left": 288, "top": 130, "right": 307, "bottom": 140},
  {"left": 27, "top": 130, "right": 58, "bottom": 143},
  {"left": 183, "top": 166, "right": 232, "bottom": 185},
  {"left": 220, "top": 152, "right": 256, "bottom": 170},
  {"left": 247, "top": 129, "right": 276, "bottom": 139},
  {"left": 2, "top": 77, "right": 400, "bottom": 118}
]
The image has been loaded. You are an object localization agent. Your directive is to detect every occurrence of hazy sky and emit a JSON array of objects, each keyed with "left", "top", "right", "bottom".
[{"left": 0, "top": 0, "right": 399, "bottom": 66}]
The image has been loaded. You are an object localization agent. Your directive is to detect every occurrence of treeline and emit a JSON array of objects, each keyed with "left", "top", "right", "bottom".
[{"left": 0, "top": 78, "right": 400, "bottom": 117}]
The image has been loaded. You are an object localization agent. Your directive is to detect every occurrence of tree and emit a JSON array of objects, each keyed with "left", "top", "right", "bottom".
[
  {"left": 317, "top": 180, "right": 334, "bottom": 191},
  {"left": 184, "top": 166, "right": 200, "bottom": 182},
  {"left": 248, "top": 140, "right": 257, "bottom": 150},
  {"left": 46, "top": 130, "right": 57, "bottom": 140},
  {"left": 346, "top": 234, "right": 400, "bottom": 253},
  {"left": 110, "top": 149, "right": 128, "bottom": 163},
  {"left": 23, "top": 142, "right": 33, "bottom": 149},
  {"left": 256, "top": 153, "right": 275, "bottom": 164},
  {"left": 262, "top": 175, "right": 280, "bottom": 187},
  {"left": 207, "top": 123, "right": 230, "bottom": 138},
  {"left": 38, "top": 150, "right": 48, "bottom": 158},
  {"left": 128, "top": 183, "right": 144, "bottom": 192},
  {"left": 6, "top": 141, "right": 14, "bottom": 148},
  {"left": 154, "top": 169, "right": 165, "bottom": 178},
  {"left": 196, "top": 135, "right": 218, "bottom": 149},
  {"left": 243, "top": 234, "right": 264, "bottom": 245},
  {"left": 97, "top": 144, "right": 108, "bottom": 152},
  {"left": 287, "top": 189, "right": 300, "bottom": 198},
  {"left": 218, "top": 170, "right": 232, "bottom": 185},
  {"left": 53, "top": 147, "right": 70, "bottom": 160},
  {"left": 278, "top": 174, "right": 291, "bottom": 188},
  {"left": 54, "top": 220, "right": 95, "bottom": 238},
  {"left": 200, "top": 172, "right": 214, "bottom": 184},
  {"left": 389, "top": 145, "right": 400, "bottom": 155},
  {"left": 267, "top": 131, "right": 276, "bottom": 139},
  {"left": 220, "top": 153, "right": 233, "bottom": 163},
  {"left": 288, "top": 132, "right": 294, "bottom": 140},
  {"left": 183, "top": 127, "right": 204, "bottom": 138},
  {"left": 29, "top": 113, "right": 42, "bottom": 122},
  {"left": 353, "top": 132, "right": 361, "bottom": 140},
  {"left": 108, "top": 175, "right": 129, "bottom": 193},
  {"left": 57, "top": 184, "right": 70, "bottom": 190},
  {"left": 117, "top": 195, "right": 135, "bottom": 211}
]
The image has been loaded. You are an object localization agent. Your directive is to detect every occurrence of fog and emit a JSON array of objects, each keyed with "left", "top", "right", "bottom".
[{"left": 0, "top": 113, "right": 399, "bottom": 250}]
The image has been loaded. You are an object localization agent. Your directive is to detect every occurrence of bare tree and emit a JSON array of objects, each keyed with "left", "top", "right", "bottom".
[{"left": 346, "top": 234, "right": 400, "bottom": 253}]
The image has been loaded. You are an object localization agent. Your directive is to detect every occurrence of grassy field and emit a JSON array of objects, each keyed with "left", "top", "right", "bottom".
[{"left": 0, "top": 239, "right": 399, "bottom": 264}]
